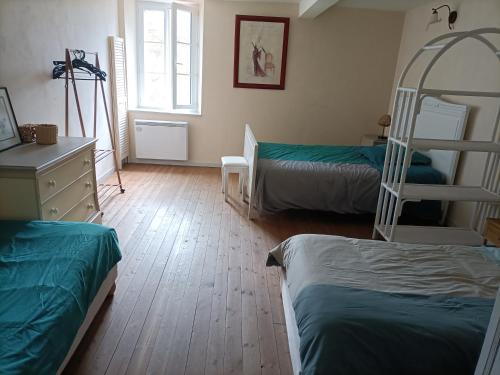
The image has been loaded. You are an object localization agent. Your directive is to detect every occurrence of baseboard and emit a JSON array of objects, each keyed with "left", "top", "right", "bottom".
[{"left": 131, "top": 159, "right": 220, "bottom": 168}]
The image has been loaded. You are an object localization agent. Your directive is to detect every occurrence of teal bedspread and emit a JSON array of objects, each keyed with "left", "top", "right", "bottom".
[
  {"left": 0, "top": 221, "right": 122, "bottom": 374},
  {"left": 258, "top": 142, "right": 370, "bottom": 164},
  {"left": 258, "top": 142, "right": 444, "bottom": 184},
  {"left": 294, "top": 284, "right": 493, "bottom": 375}
]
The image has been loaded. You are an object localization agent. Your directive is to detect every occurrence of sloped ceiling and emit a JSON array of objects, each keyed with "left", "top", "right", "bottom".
[{"left": 226, "top": 0, "right": 432, "bottom": 18}]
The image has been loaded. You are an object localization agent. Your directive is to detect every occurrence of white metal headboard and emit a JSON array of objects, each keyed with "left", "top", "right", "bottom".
[{"left": 414, "top": 96, "right": 470, "bottom": 185}]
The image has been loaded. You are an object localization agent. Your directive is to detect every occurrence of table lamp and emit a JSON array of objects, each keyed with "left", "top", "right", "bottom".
[{"left": 378, "top": 114, "right": 391, "bottom": 139}]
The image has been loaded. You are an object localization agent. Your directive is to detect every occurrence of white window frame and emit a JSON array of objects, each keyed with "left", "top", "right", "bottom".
[
  {"left": 172, "top": 4, "right": 199, "bottom": 111},
  {"left": 136, "top": 0, "right": 200, "bottom": 113}
]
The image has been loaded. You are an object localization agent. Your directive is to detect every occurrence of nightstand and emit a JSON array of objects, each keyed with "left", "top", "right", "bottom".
[
  {"left": 360, "top": 134, "right": 388, "bottom": 146},
  {"left": 485, "top": 218, "right": 500, "bottom": 247}
]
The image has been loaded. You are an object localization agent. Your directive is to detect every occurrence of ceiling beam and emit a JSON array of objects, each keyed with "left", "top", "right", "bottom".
[{"left": 299, "top": 0, "right": 339, "bottom": 18}]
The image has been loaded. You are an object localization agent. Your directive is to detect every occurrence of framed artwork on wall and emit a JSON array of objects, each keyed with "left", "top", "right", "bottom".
[
  {"left": 0, "top": 88, "right": 21, "bottom": 152},
  {"left": 233, "top": 15, "right": 290, "bottom": 90}
]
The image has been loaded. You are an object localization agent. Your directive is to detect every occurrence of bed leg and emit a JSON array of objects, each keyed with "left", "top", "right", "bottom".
[
  {"left": 107, "top": 282, "right": 116, "bottom": 298},
  {"left": 248, "top": 200, "right": 256, "bottom": 220},
  {"left": 242, "top": 176, "right": 249, "bottom": 203}
]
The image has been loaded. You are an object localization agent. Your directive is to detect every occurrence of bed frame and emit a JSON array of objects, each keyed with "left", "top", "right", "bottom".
[
  {"left": 280, "top": 269, "right": 302, "bottom": 375},
  {"left": 414, "top": 96, "right": 469, "bottom": 184},
  {"left": 243, "top": 96, "right": 469, "bottom": 222},
  {"left": 56, "top": 265, "right": 118, "bottom": 374},
  {"left": 413, "top": 96, "right": 470, "bottom": 222}
]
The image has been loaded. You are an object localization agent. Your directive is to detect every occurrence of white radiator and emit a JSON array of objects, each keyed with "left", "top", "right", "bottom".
[{"left": 134, "top": 120, "right": 188, "bottom": 161}]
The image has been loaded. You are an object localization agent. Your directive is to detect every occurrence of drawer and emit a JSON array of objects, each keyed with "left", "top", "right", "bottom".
[
  {"left": 41, "top": 172, "right": 96, "bottom": 220},
  {"left": 61, "top": 194, "right": 99, "bottom": 222},
  {"left": 38, "top": 148, "right": 94, "bottom": 203}
]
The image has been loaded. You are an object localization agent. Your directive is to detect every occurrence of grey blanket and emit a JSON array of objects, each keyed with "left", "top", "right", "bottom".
[
  {"left": 254, "top": 159, "right": 380, "bottom": 214},
  {"left": 268, "top": 234, "right": 500, "bottom": 302}
]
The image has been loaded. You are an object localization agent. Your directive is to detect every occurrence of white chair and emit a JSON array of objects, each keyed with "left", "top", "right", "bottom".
[{"left": 221, "top": 156, "right": 249, "bottom": 202}]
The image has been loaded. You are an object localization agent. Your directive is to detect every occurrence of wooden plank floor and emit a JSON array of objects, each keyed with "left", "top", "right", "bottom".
[{"left": 65, "top": 164, "right": 372, "bottom": 375}]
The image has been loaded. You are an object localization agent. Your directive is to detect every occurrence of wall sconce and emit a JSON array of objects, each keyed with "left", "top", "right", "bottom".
[{"left": 428, "top": 4, "right": 458, "bottom": 30}]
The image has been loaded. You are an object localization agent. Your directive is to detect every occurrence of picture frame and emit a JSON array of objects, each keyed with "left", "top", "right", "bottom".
[
  {"left": 0, "top": 87, "right": 21, "bottom": 152},
  {"left": 234, "top": 15, "right": 290, "bottom": 90}
]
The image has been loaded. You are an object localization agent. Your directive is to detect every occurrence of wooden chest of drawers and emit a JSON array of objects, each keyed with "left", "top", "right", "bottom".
[{"left": 0, "top": 137, "right": 101, "bottom": 223}]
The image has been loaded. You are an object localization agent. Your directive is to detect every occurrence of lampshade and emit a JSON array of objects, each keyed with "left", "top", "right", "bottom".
[{"left": 378, "top": 114, "right": 391, "bottom": 128}]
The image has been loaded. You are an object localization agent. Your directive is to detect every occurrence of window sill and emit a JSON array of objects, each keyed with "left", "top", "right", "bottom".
[{"left": 129, "top": 107, "right": 202, "bottom": 117}]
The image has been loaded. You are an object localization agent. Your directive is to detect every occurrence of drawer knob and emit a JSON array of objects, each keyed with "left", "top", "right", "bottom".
[
  {"left": 87, "top": 203, "right": 95, "bottom": 209},
  {"left": 85, "top": 181, "right": 92, "bottom": 188},
  {"left": 49, "top": 207, "right": 59, "bottom": 215},
  {"left": 48, "top": 179, "right": 57, "bottom": 187},
  {"left": 83, "top": 159, "right": 91, "bottom": 166}
]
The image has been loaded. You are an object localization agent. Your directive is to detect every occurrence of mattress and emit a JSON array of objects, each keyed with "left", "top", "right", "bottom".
[
  {"left": 255, "top": 142, "right": 443, "bottom": 220},
  {"left": 0, "top": 220, "right": 122, "bottom": 374},
  {"left": 267, "top": 234, "right": 500, "bottom": 375}
]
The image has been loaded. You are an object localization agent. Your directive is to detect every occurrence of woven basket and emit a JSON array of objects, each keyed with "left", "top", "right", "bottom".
[
  {"left": 36, "top": 124, "right": 58, "bottom": 145},
  {"left": 19, "top": 124, "right": 37, "bottom": 143}
]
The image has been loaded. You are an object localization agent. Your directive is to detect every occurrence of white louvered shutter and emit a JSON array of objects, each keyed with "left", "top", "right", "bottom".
[{"left": 109, "top": 36, "right": 129, "bottom": 168}]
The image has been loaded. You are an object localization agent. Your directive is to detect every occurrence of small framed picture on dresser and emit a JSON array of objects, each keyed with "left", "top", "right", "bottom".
[{"left": 0, "top": 87, "right": 21, "bottom": 152}]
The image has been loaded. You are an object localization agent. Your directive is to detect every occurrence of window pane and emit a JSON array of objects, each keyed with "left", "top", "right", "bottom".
[
  {"left": 176, "top": 74, "right": 191, "bottom": 105},
  {"left": 144, "top": 42, "right": 165, "bottom": 73},
  {"left": 144, "top": 73, "right": 167, "bottom": 107},
  {"left": 142, "top": 8, "right": 168, "bottom": 108},
  {"left": 176, "top": 9, "right": 191, "bottom": 44},
  {"left": 176, "top": 43, "right": 190, "bottom": 75},
  {"left": 144, "top": 10, "right": 164, "bottom": 43}
]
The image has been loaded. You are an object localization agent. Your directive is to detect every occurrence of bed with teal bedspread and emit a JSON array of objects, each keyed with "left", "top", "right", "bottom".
[
  {"left": 295, "top": 285, "right": 493, "bottom": 375},
  {"left": 0, "top": 220, "right": 122, "bottom": 374},
  {"left": 256, "top": 142, "right": 443, "bottom": 220},
  {"left": 268, "top": 235, "right": 500, "bottom": 375}
]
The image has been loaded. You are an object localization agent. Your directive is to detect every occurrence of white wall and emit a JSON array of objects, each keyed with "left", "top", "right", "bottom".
[
  {"left": 126, "top": 0, "right": 404, "bottom": 165},
  {"left": 0, "top": 0, "right": 404, "bottom": 175},
  {"left": 390, "top": 0, "right": 500, "bottom": 226},
  {"left": 0, "top": 0, "right": 119, "bottom": 178}
]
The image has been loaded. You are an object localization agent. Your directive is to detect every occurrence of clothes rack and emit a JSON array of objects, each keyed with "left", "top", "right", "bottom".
[{"left": 54, "top": 48, "right": 125, "bottom": 205}]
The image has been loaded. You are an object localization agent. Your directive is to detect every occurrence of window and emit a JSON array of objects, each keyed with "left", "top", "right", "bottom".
[{"left": 137, "top": 1, "right": 200, "bottom": 112}]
